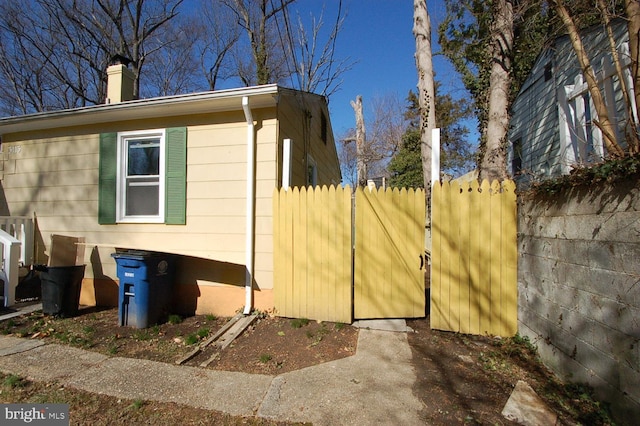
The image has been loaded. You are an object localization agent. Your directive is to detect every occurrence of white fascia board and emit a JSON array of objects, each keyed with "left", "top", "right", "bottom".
[{"left": 0, "top": 84, "right": 280, "bottom": 134}]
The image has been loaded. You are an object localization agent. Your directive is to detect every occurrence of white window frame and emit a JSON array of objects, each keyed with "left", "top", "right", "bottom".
[
  {"left": 307, "top": 154, "right": 318, "bottom": 187},
  {"left": 558, "top": 42, "right": 637, "bottom": 173},
  {"left": 116, "top": 129, "right": 166, "bottom": 223}
]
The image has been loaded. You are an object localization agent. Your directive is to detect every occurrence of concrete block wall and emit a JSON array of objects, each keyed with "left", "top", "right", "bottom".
[{"left": 518, "top": 175, "right": 640, "bottom": 422}]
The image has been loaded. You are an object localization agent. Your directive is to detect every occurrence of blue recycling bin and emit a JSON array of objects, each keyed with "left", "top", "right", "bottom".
[{"left": 111, "top": 250, "right": 175, "bottom": 328}]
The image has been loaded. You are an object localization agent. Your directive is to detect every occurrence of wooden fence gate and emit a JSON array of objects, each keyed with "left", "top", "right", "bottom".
[
  {"left": 354, "top": 188, "right": 425, "bottom": 319},
  {"left": 430, "top": 180, "right": 518, "bottom": 336},
  {"left": 273, "top": 186, "right": 425, "bottom": 324},
  {"left": 273, "top": 181, "right": 517, "bottom": 337}
]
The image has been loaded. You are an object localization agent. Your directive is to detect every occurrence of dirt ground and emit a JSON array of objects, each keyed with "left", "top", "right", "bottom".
[
  {"left": 0, "top": 307, "right": 614, "bottom": 425},
  {"left": 0, "top": 307, "right": 358, "bottom": 375},
  {"left": 406, "top": 319, "right": 612, "bottom": 425}
]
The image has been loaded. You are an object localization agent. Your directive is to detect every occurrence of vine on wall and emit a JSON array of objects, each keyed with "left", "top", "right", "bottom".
[{"left": 527, "top": 154, "right": 640, "bottom": 195}]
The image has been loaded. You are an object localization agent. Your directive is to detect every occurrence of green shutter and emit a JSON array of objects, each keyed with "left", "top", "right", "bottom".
[
  {"left": 98, "top": 132, "right": 117, "bottom": 224},
  {"left": 165, "top": 127, "right": 187, "bottom": 225}
]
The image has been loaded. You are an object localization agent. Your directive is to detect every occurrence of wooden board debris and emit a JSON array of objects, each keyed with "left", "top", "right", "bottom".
[
  {"left": 200, "top": 314, "right": 258, "bottom": 367},
  {"left": 175, "top": 313, "right": 244, "bottom": 365}
]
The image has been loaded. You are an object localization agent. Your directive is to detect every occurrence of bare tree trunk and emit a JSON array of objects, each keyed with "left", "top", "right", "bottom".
[
  {"left": 552, "top": 0, "right": 625, "bottom": 157},
  {"left": 224, "top": 0, "right": 296, "bottom": 86},
  {"left": 600, "top": 0, "right": 640, "bottom": 153},
  {"left": 480, "top": 0, "right": 513, "bottom": 182},
  {"left": 626, "top": 0, "right": 640, "bottom": 151},
  {"left": 351, "top": 95, "right": 367, "bottom": 187},
  {"left": 413, "top": 0, "right": 435, "bottom": 195}
]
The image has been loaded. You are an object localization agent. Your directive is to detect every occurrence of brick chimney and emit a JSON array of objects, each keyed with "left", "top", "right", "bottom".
[{"left": 106, "top": 62, "right": 135, "bottom": 103}]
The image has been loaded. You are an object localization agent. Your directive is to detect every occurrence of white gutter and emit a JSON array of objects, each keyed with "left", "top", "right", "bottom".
[
  {"left": 242, "top": 96, "right": 255, "bottom": 315},
  {"left": 0, "top": 84, "right": 280, "bottom": 135}
]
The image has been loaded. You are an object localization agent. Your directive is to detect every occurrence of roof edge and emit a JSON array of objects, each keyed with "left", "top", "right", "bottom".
[{"left": 0, "top": 84, "right": 281, "bottom": 134}]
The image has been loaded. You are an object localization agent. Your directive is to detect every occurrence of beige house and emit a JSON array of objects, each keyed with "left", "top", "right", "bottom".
[{"left": 0, "top": 65, "right": 341, "bottom": 316}]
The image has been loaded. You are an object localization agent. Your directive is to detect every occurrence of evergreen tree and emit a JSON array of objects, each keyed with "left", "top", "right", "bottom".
[
  {"left": 389, "top": 128, "right": 423, "bottom": 188},
  {"left": 389, "top": 88, "right": 475, "bottom": 188}
]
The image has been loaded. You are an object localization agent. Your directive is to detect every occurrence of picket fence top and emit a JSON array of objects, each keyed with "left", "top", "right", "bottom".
[
  {"left": 274, "top": 185, "right": 425, "bottom": 196},
  {"left": 274, "top": 181, "right": 515, "bottom": 195},
  {"left": 433, "top": 179, "right": 516, "bottom": 194}
]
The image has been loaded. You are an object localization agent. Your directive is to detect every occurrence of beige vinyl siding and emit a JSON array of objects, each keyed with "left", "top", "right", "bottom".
[
  {"left": 0, "top": 89, "right": 341, "bottom": 315},
  {"left": 277, "top": 93, "right": 308, "bottom": 187},
  {"left": 2, "top": 136, "right": 100, "bottom": 225},
  {"left": 1, "top": 108, "right": 278, "bottom": 291},
  {"left": 308, "top": 104, "right": 341, "bottom": 186},
  {"left": 253, "top": 106, "right": 278, "bottom": 290},
  {"left": 276, "top": 91, "right": 341, "bottom": 188}
]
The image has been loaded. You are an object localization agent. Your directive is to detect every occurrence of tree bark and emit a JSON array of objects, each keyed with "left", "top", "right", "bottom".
[
  {"left": 552, "top": 0, "right": 625, "bottom": 157},
  {"left": 413, "top": 0, "right": 435, "bottom": 194},
  {"left": 600, "top": 0, "right": 639, "bottom": 153},
  {"left": 626, "top": 0, "right": 640, "bottom": 152},
  {"left": 480, "top": 0, "right": 513, "bottom": 182},
  {"left": 350, "top": 95, "right": 367, "bottom": 187}
]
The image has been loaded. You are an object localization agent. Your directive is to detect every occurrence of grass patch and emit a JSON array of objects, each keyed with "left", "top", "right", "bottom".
[
  {"left": 205, "top": 314, "right": 217, "bottom": 321},
  {"left": 290, "top": 318, "right": 309, "bottom": 329},
  {"left": 306, "top": 324, "right": 329, "bottom": 347},
  {"left": 129, "top": 399, "right": 145, "bottom": 410},
  {"left": 334, "top": 322, "right": 346, "bottom": 331},
  {"left": 185, "top": 333, "right": 199, "bottom": 345},
  {"left": 259, "top": 354, "right": 272, "bottom": 363},
  {"left": 132, "top": 329, "right": 153, "bottom": 341},
  {"left": 167, "top": 314, "right": 183, "bottom": 325},
  {"left": 183, "top": 328, "right": 209, "bottom": 345},
  {"left": 478, "top": 351, "right": 507, "bottom": 371},
  {"left": 52, "top": 330, "right": 93, "bottom": 348},
  {"left": 3, "top": 374, "right": 25, "bottom": 388},
  {"left": 15, "top": 328, "right": 30, "bottom": 338}
]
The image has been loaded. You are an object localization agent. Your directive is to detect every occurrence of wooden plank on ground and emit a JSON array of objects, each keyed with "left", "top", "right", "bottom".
[
  {"left": 200, "top": 314, "right": 258, "bottom": 367},
  {"left": 175, "top": 313, "right": 243, "bottom": 365}
]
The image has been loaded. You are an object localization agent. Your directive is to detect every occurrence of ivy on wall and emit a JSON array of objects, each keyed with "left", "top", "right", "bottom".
[{"left": 527, "top": 154, "right": 640, "bottom": 195}]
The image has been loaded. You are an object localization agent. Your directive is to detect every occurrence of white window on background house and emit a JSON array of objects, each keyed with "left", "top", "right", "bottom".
[
  {"left": 118, "top": 130, "right": 165, "bottom": 222},
  {"left": 307, "top": 154, "right": 317, "bottom": 186},
  {"left": 558, "top": 42, "right": 637, "bottom": 173},
  {"left": 564, "top": 83, "right": 603, "bottom": 163},
  {"left": 511, "top": 138, "right": 523, "bottom": 176}
]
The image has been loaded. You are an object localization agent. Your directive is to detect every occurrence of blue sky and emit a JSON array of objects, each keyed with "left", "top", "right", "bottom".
[{"left": 291, "top": 0, "right": 468, "bottom": 136}]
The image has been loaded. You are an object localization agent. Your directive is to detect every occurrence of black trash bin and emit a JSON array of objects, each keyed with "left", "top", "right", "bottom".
[
  {"left": 39, "top": 265, "right": 86, "bottom": 317},
  {"left": 111, "top": 250, "right": 174, "bottom": 329}
]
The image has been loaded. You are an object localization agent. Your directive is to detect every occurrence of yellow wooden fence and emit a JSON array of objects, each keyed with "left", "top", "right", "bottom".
[
  {"left": 273, "top": 186, "right": 352, "bottom": 323},
  {"left": 430, "top": 179, "right": 517, "bottom": 336},
  {"left": 273, "top": 185, "right": 426, "bottom": 323},
  {"left": 354, "top": 187, "right": 425, "bottom": 319}
]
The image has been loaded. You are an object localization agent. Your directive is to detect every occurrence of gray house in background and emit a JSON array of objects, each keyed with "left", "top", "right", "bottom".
[{"left": 509, "top": 19, "right": 635, "bottom": 180}]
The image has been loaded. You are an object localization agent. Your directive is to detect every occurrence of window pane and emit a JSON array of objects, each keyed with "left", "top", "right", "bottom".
[
  {"left": 128, "top": 139, "right": 160, "bottom": 176},
  {"left": 126, "top": 178, "right": 159, "bottom": 216}
]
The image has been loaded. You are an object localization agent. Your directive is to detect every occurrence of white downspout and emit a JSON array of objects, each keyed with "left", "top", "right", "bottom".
[
  {"left": 242, "top": 96, "right": 255, "bottom": 315},
  {"left": 282, "top": 138, "right": 292, "bottom": 191}
]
